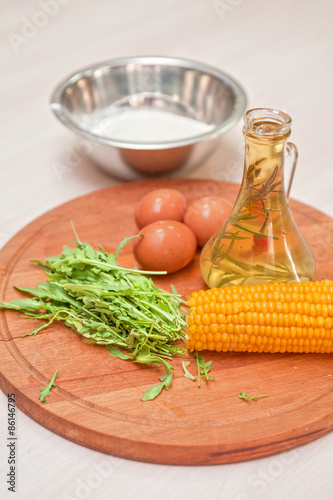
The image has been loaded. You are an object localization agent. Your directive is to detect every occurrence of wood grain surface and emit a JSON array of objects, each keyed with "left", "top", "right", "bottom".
[{"left": 0, "top": 179, "right": 333, "bottom": 465}]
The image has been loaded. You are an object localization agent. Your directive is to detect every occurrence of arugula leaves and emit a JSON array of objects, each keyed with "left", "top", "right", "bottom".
[
  {"left": 238, "top": 391, "right": 268, "bottom": 402},
  {"left": 115, "top": 235, "right": 143, "bottom": 259},
  {"left": 40, "top": 370, "right": 59, "bottom": 402},
  {"left": 193, "top": 351, "right": 215, "bottom": 388},
  {"left": 0, "top": 228, "right": 187, "bottom": 401},
  {"left": 182, "top": 361, "right": 196, "bottom": 381}
]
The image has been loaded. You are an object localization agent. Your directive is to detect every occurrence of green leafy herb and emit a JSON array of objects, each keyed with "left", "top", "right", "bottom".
[
  {"left": 140, "top": 358, "right": 173, "bottom": 401},
  {"left": 107, "top": 345, "right": 132, "bottom": 360},
  {"left": 0, "top": 225, "right": 187, "bottom": 401},
  {"left": 238, "top": 391, "right": 268, "bottom": 402},
  {"left": 182, "top": 360, "right": 196, "bottom": 381},
  {"left": 115, "top": 234, "right": 142, "bottom": 259},
  {"left": 40, "top": 370, "right": 59, "bottom": 402},
  {"left": 193, "top": 351, "right": 215, "bottom": 388}
]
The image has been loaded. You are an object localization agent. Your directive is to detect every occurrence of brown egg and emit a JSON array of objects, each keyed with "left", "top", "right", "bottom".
[
  {"left": 184, "top": 196, "right": 233, "bottom": 246},
  {"left": 135, "top": 188, "right": 187, "bottom": 229},
  {"left": 134, "top": 220, "right": 197, "bottom": 273}
]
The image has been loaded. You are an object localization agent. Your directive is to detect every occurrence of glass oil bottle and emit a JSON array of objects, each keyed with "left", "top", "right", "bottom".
[{"left": 200, "top": 108, "right": 316, "bottom": 288}]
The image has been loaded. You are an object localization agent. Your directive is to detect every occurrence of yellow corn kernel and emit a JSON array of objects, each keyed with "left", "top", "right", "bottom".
[{"left": 186, "top": 280, "right": 333, "bottom": 354}]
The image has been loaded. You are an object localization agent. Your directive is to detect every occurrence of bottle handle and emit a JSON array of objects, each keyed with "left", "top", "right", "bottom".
[{"left": 285, "top": 142, "right": 298, "bottom": 199}]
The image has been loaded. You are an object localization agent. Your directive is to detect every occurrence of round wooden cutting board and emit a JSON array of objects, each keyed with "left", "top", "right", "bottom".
[{"left": 1, "top": 179, "right": 333, "bottom": 465}]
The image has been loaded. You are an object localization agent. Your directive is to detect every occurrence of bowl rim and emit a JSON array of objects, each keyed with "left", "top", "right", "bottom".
[{"left": 49, "top": 55, "right": 247, "bottom": 150}]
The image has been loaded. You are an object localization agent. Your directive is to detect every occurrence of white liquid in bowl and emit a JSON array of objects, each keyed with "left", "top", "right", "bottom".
[{"left": 87, "top": 109, "right": 215, "bottom": 143}]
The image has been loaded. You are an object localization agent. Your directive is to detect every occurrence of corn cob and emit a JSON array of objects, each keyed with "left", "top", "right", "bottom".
[{"left": 186, "top": 280, "right": 333, "bottom": 354}]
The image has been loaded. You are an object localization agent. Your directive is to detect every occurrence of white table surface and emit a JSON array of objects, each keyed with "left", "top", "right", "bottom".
[{"left": 1, "top": 0, "right": 333, "bottom": 499}]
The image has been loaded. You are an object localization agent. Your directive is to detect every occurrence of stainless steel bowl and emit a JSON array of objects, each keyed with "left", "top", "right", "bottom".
[{"left": 50, "top": 56, "right": 247, "bottom": 180}]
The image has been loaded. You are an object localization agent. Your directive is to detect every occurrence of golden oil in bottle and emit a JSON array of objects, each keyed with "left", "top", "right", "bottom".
[{"left": 200, "top": 109, "right": 316, "bottom": 288}]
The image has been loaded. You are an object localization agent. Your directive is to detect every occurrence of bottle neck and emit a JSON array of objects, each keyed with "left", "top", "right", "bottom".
[{"left": 243, "top": 134, "right": 289, "bottom": 195}]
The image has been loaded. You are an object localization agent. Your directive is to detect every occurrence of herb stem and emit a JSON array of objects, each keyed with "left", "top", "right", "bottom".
[{"left": 60, "top": 258, "right": 168, "bottom": 275}]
